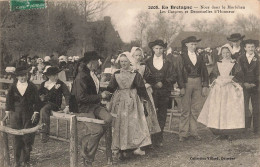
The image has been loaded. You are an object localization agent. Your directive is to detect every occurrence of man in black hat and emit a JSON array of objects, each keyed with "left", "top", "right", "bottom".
[
  {"left": 5, "top": 66, "right": 40, "bottom": 167},
  {"left": 31, "top": 55, "right": 39, "bottom": 66},
  {"left": 179, "top": 36, "right": 209, "bottom": 142},
  {"left": 166, "top": 47, "right": 186, "bottom": 96},
  {"left": 146, "top": 40, "right": 176, "bottom": 147},
  {"left": 71, "top": 51, "right": 112, "bottom": 166},
  {"left": 15, "top": 54, "right": 28, "bottom": 67},
  {"left": 227, "top": 33, "right": 245, "bottom": 60},
  {"left": 237, "top": 39, "right": 259, "bottom": 134},
  {"left": 38, "top": 66, "right": 71, "bottom": 143}
]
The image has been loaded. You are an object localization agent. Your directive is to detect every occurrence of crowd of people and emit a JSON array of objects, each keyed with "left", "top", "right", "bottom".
[
  {"left": 3, "top": 33, "right": 259, "bottom": 167},
  {"left": 4, "top": 55, "right": 80, "bottom": 82}
]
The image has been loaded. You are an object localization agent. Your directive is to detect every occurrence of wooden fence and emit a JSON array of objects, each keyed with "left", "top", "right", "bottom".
[
  {"left": 0, "top": 78, "right": 113, "bottom": 167},
  {"left": 0, "top": 107, "right": 114, "bottom": 167},
  {"left": 0, "top": 77, "right": 182, "bottom": 166}
]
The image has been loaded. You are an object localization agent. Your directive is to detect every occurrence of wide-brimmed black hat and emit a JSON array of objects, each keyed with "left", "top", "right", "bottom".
[
  {"left": 148, "top": 39, "right": 167, "bottom": 49},
  {"left": 32, "top": 55, "right": 39, "bottom": 59},
  {"left": 241, "top": 39, "right": 259, "bottom": 48},
  {"left": 81, "top": 51, "right": 103, "bottom": 63},
  {"left": 227, "top": 33, "right": 245, "bottom": 42},
  {"left": 181, "top": 36, "right": 201, "bottom": 45},
  {"left": 43, "top": 66, "right": 61, "bottom": 76},
  {"left": 15, "top": 66, "right": 30, "bottom": 76},
  {"left": 20, "top": 55, "right": 28, "bottom": 60}
]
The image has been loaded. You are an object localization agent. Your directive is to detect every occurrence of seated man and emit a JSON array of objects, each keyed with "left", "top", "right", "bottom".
[
  {"left": 71, "top": 51, "right": 112, "bottom": 166},
  {"left": 39, "top": 66, "right": 70, "bottom": 143}
]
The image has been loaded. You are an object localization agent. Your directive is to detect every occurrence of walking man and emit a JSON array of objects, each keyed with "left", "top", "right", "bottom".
[{"left": 179, "top": 36, "right": 209, "bottom": 142}]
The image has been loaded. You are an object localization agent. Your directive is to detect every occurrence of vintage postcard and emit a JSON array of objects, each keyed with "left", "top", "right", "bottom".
[{"left": 0, "top": 0, "right": 259, "bottom": 167}]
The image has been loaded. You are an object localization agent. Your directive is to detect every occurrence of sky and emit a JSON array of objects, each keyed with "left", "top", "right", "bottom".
[{"left": 101, "top": 0, "right": 260, "bottom": 42}]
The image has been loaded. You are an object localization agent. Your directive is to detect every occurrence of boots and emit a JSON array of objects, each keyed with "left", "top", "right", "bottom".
[{"left": 40, "top": 133, "right": 49, "bottom": 143}]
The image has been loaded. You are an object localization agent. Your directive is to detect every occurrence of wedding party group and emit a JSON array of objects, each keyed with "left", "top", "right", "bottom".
[{"left": 4, "top": 32, "right": 259, "bottom": 167}]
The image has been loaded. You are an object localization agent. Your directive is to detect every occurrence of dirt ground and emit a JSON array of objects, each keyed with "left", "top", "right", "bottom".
[{"left": 6, "top": 118, "right": 260, "bottom": 167}]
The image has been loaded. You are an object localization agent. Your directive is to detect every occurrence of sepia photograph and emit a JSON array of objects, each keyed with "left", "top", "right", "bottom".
[{"left": 0, "top": 0, "right": 259, "bottom": 166}]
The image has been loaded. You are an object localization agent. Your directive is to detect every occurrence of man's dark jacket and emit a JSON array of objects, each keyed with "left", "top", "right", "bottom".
[{"left": 70, "top": 63, "right": 101, "bottom": 113}]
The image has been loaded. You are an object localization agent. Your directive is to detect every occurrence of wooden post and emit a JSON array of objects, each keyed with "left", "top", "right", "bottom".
[
  {"left": 70, "top": 115, "right": 78, "bottom": 167},
  {"left": 0, "top": 120, "right": 10, "bottom": 167},
  {"left": 56, "top": 119, "right": 59, "bottom": 137},
  {"left": 0, "top": 120, "right": 5, "bottom": 167},
  {"left": 66, "top": 120, "right": 69, "bottom": 139},
  {"left": 105, "top": 123, "right": 113, "bottom": 164}
]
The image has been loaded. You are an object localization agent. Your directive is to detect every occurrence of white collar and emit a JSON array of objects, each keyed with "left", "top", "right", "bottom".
[
  {"left": 17, "top": 80, "right": 28, "bottom": 86},
  {"left": 17, "top": 81, "right": 28, "bottom": 96},
  {"left": 153, "top": 55, "right": 163, "bottom": 59},
  {"left": 90, "top": 71, "right": 99, "bottom": 93},
  {"left": 232, "top": 46, "right": 240, "bottom": 52},
  {"left": 44, "top": 80, "right": 57, "bottom": 90},
  {"left": 120, "top": 68, "right": 134, "bottom": 73},
  {"left": 153, "top": 55, "right": 164, "bottom": 70},
  {"left": 188, "top": 50, "right": 196, "bottom": 55},
  {"left": 246, "top": 53, "right": 255, "bottom": 58}
]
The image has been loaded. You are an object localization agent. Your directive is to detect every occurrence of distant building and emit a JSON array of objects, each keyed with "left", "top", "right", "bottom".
[{"left": 68, "top": 16, "right": 123, "bottom": 59}]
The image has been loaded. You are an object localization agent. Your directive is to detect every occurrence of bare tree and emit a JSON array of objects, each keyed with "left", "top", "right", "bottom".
[
  {"left": 145, "top": 13, "right": 185, "bottom": 45},
  {"left": 233, "top": 14, "right": 260, "bottom": 33},
  {"left": 247, "top": 14, "right": 260, "bottom": 32},
  {"left": 190, "top": 16, "right": 229, "bottom": 34},
  {"left": 0, "top": 1, "right": 10, "bottom": 74},
  {"left": 191, "top": 19, "right": 209, "bottom": 32},
  {"left": 208, "top": 16, "right": 229, "bottom": 34},
  {"left": 135, "top": 11, "right": 151, "bottom": 47},
  {"left": 52, "top": 0, "right": 111, "bottom": 53},
  {"left": 167, "top": 14, "right": 185, "bottom": 44}
]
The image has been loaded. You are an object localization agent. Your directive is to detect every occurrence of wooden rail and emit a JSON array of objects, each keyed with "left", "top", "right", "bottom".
[
  {"left": 0, "top": 124, "right": 44, "bottom": 135},
  {"left": 49, "top": 114, "right": 78, "bottom": 167},
  {"left": 0, "top": 116, "right": 44, "bottom": 167},
  {"left": 0, "top": 79, "right": 114, "bottom": 166},
  {"left": 165, "top": 94, "right": 182, "bottom": 134},
  {"left": 50, "top": 111, "right": 114, "bottom": 166},
  {"left": 0, "top": 120, "right": 10, "bottom": 167}
]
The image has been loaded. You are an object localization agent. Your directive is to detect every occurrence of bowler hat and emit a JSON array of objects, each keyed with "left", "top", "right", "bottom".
[
  {"left": 43, "top": 66, "right": 61, "bottom": 76},
  {"left": 148, "top": 39, "right": 167, "bottom": 49},
  {"left": 181, "top": 36, "right": 201, "bottom": 45},
  {"left": 227, "top": 33, "right": 245, "bottom": 42},
  {"left": 33, "top": 55, "right": 39, "bottom": 59},
  {"left": 241, "top": 39, "right": 259, "bottom": 48},
  {"left": 82, "top": 51, "right": 103, "bottom": 63},
  {"left": 15, "top": 66, "right": 30, "bottom": 76},
  {"left": 20, "top": 55, "right": 28, "bottom": 60}
]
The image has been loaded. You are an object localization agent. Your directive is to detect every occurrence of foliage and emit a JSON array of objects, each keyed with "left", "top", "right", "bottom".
[
  {"left": 191, "top": 14, "right": 260, "bottom": 34},
  {"left": 0, "top": 0, "right": 118, "bottom": 72},
  {"left": 134, "top": 12, "right": 185, "bottom": 47},
  {"left": 233, "top": 14, "right": 260, "bottom": 33}
]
